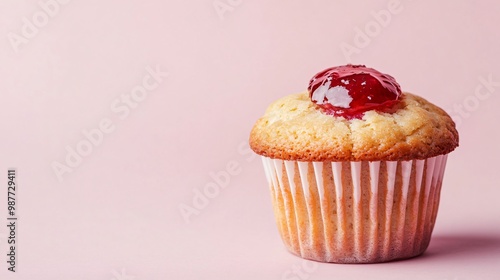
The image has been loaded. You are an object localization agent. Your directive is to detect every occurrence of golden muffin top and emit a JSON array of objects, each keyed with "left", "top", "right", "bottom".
[{"left": 250, "top": 65, "right": 459, "bottom": 161}]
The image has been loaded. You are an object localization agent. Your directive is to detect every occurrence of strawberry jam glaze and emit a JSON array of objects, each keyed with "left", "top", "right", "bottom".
[{"left": 308, "top": 65, "right": 402, "bottom": 119}]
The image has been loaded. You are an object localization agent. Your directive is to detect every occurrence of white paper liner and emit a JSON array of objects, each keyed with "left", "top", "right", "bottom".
[{"left": 262, "top": 155, "right": 449, "bottom": 263}]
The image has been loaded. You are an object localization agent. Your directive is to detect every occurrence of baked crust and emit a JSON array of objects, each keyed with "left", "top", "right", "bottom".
[{"left": 249, "top": 92, "right": 459, "bottom": 161}]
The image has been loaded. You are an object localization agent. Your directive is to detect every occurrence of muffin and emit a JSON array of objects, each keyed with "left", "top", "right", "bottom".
[{"left": 249, "top": 64, "right": 458, "bottom": 263}]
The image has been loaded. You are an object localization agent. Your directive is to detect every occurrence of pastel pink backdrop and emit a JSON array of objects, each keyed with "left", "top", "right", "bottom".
[{"left": 0, "top": 0, "right": 499, "bottom": 279}]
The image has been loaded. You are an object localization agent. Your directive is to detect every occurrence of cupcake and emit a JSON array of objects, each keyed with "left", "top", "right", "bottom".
[{"left": 249, "top": 65, "right": 458, "bottom": 263}]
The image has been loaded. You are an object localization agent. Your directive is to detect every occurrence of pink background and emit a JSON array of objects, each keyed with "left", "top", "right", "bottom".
[{"left": 1, "top": 0, "right": 500, "bottom": 279}]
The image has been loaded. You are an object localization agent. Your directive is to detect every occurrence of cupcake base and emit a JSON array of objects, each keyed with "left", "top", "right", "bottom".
[{"left": 262, "top": 155, "right": 448, "bottom": 263}]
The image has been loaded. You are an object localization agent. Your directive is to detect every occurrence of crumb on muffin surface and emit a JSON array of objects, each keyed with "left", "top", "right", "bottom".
[{"left": 249, "top": 92, "right": 459, "bottom": 161}]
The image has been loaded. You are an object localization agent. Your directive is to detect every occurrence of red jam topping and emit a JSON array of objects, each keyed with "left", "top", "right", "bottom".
[{"left": 308, "top": 64, "right": 402, "bottom": 119}]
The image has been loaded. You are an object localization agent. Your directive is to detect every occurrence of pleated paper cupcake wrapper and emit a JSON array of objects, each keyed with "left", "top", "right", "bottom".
[{"left": 261, "top": 155, "right": 448, "bottom": 263}]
